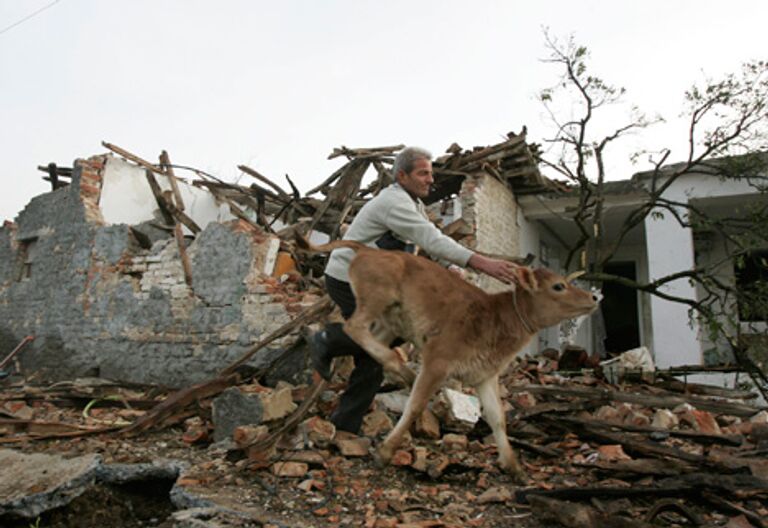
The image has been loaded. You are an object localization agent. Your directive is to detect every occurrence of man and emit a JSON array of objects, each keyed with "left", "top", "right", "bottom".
[{"left": 312, "top": 146, "right": 521, "bottom": 434}]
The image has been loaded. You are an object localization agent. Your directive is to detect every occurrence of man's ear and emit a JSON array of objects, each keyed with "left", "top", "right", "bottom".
[{"left": 515, "top": 266, "right": 538, "bottom": 291}]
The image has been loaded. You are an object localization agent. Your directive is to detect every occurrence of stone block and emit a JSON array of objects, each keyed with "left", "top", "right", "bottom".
[{"left": 211, "top": 387, "right": 264, "bottom": 442}]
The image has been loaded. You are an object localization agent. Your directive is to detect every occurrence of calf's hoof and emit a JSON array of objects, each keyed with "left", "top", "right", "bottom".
[
  {"left": 374, "top": 445, "right": 394, "bottom": 468},
  {"left": 501, "top": 462, "right": 527, "bottom": 483}
]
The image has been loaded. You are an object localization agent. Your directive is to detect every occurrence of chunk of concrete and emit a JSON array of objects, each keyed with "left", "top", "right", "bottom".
[
  {"left": 433, "top": 388, "right": 481, "bottom": 432},
  {"left": 374, "top": 390, "right": 410, "bottom": 414},
  {"left": 0, "top": 449, "right": 101, "bottom": 518},
  {"left": 212, "top": 387, "right": 264, "bottom": 442}
]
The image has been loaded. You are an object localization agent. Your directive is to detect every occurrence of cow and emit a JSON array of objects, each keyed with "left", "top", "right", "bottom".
[{"left": 299, "top": 237, "right": 599, "bottom": 480}]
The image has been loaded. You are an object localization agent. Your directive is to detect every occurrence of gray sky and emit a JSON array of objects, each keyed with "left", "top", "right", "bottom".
[{"left": 1, "top": 0, "right": 766, "bottom": 221}]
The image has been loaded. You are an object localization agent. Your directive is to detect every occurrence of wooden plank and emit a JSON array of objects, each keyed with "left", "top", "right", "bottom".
[
  {"left": 103, "top": 141, "right": 165, "bottom": 176},
  {"left": 159, "top": 150, "right": 185, "bottom": 211},
  {"left": 174, "top": 224, "right": 193, "bottom": 286},
  {"left": 512, "top": 384, "right": 766, "bottom": 418},
  {"left": 238, "top": 164, "right": 290, "bottom": 200},
  {"left": 144, "top": 170, "right": 176, "bottom": 225}
]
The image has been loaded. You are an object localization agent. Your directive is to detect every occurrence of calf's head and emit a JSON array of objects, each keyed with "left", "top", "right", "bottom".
[{"left": 516, "top": 268, "right": 600, "bottom": 328}]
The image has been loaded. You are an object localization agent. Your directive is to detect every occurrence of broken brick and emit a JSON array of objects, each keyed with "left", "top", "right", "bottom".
[
  {"left": 413, "top": 408, "right": 441, "bottom": 439},
  {"left": 391, "top": 450, "right": 413, "bottom": 466},
  {"left": 299, "top": 416, "right": 336, "bottom": 448},
  {"left": 476, "top": 486, "right": 514, "bottom": 504},
  {"left": 442, "top": 433, "right": 468, "bottom": 451},
  {"left": 270, "top": 461, "right": 308, "bottom": 478},
  {"left": 597, "top": 444, "right": 632, "bottom": 461},
  {"left": 233, "top": 424, "right": 270, "bottom": 448},
  {"left": 691, "top": 409, "right": 722, "bottom": 435},
  {"left": 361, "top": 410, "right": 393, "bottom": 437},
  {"left": 335, "top": 436, "right": 371, "bottom": 457},
  {"left": 260, "top": 386, "right": 298, "bottom": 422}
]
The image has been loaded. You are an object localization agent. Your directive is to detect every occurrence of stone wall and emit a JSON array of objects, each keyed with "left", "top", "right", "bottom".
[{"left": 0, "top": 156, "right": 307, "bottom": 387}]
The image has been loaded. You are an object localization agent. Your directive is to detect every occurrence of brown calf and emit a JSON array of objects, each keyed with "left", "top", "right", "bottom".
[{"left": 306, "top": 239, "right": 599, "bottom": 480}]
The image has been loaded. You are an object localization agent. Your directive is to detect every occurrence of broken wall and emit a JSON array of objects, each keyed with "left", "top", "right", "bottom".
[
  {"left": 458, "top": 173, "right": 520, "bottom": 293},
  {"left": 0, "top": 156, "right": 304, "bottom": 387}
]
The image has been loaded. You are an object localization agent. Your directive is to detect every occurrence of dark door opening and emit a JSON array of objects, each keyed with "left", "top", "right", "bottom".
[{"left": 602, "top": 262, "right": 641, "bottom": 354}]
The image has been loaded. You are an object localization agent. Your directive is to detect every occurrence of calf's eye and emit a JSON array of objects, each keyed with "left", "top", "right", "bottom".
[{"left": 552, "top": 283, "right": 566, "bottom": 292}]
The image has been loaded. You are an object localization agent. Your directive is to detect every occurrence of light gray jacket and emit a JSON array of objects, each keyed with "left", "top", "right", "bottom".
[{"left": 324, "top": 183, "right": 473, "bottom": 282}]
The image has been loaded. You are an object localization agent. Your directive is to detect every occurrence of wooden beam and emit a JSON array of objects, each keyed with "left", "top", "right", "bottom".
[
  {"left": 159, "top": 150, "right": 185, "bottom": 211},
  {"left": 238, "top": 164, "right": 290, "bottom": 200}
]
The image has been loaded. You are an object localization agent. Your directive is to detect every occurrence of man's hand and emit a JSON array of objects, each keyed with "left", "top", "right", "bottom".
[{"left": 468, "top": 254, "right": 521, "bottom": 285}]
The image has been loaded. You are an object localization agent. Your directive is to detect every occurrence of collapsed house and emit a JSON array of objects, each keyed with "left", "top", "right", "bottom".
[
  {"left": 1, "top": 138, "right": 767, "bottom": 527},
  {"left": 0, "top": 134, "right": 550, "bottom": 387},
  {"left": 1, "top": 136, "right": 766, "bottom": 389}
]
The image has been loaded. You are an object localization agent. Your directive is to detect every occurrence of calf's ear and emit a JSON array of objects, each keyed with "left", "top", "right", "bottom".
[{"left": 516, "top": 266, "right": 539, "bottom": 291}]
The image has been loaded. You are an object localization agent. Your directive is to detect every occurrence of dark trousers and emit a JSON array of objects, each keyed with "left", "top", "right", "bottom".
[{"left": 324, "top": 275, "right": 385, "bottom": 434}]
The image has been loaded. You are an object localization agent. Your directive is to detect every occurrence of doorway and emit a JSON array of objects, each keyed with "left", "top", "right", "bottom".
[{"left": 602, "top": 262, "right": 641, "bottom": 354}]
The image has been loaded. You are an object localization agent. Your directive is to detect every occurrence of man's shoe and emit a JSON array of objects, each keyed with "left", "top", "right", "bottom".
[{"left": 309, "top": 330, "right": 333, "bottom": 381}]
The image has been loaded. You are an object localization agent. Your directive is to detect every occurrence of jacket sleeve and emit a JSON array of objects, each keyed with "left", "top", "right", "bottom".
[{"left": 384, "top": 199, "right": 473, "bottom": 266}]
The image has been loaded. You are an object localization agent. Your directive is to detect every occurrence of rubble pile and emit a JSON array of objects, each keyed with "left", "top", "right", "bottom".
[
  {"left": 1, "top": 355, "right": 767, "bottom": 527},
  {"left": 1, "top": 138, "right": 766, "bottom": 526}
]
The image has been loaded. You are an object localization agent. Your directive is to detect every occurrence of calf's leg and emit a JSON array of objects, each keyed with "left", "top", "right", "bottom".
[
  {"left": 377, "top": 361, "right": 448, "bottom": 465},
  {"left": 476, "top": 375, "right": 526, "bottom": 481},
  {"left": 344, "top": 308, "right": 416, "bottom": 386}
]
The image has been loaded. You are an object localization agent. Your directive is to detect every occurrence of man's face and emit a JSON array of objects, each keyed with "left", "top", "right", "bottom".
[{"left": 397, "top": 158, "right": 434, "bottom": 198}]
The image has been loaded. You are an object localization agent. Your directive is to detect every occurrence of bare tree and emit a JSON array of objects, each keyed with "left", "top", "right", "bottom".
[{"left": 536, "top": 31, "right": 768, "bottom": 391}]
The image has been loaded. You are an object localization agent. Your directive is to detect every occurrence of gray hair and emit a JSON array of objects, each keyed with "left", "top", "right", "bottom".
[{"left": 392, "top": 146, "right": 432, "bottom": 176}]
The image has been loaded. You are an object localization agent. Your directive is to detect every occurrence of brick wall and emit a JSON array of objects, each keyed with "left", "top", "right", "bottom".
[
  {"left": 458, "top": 173, "right": 520, "bottom": 293},
  {"left": 0, "top": 156, "right": 308, "bottom": 387}
]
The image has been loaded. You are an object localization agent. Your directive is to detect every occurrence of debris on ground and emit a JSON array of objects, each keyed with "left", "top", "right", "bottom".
[
  {"left": 1, "top": 138, "right": 766, "bottom": 526},
  {"left": 1, "top": 353, "right": 767, "bottom": 527}
]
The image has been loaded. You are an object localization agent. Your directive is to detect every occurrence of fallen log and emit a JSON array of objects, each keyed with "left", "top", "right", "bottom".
[
  {"left": 527, "top": 495, "right": 654, "bottom": 528},
  {"left": 518, "top": 472, "right": 768, "bottom": 504},
  {"left": 575, "top": 458, "right": 694, "bottom": 477},
  {"left": 701, "top": 490, "right": 767, "bottom": 528},
  {"left": 514, "top": 384, "right": 765, "bottom": 418},
  {"left": 541, "top": 415, "right": 706, "bottom": 464},
  {"left": 555, "top": 415, "right": 743, "bottom": 447}
]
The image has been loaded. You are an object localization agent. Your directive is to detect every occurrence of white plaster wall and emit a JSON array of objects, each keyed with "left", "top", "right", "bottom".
[
  {"left": 98, "top": 156, "right": 235, "bottom": 232},
  {"left": 644, "top": 198, "right": 701, "bottom": 368},
  {"left": 646, "top": 171, "right": 760, "bottom": 200},
  {"left": 640, "top": 171, "right": 763, "bottom": 368}
]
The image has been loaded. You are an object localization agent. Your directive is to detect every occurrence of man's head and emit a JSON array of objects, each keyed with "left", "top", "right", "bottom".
[{"left": 393, "top": 146, "right": 433, "bottom": 199}]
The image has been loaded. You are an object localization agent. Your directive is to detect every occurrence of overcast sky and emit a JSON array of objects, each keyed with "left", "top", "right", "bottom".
[{"left": 1, "top": 0, "right": 766, "bottom": 221}]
